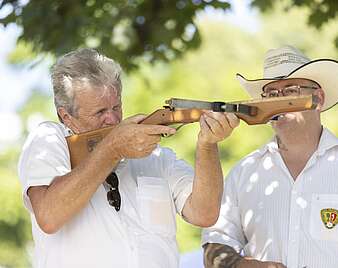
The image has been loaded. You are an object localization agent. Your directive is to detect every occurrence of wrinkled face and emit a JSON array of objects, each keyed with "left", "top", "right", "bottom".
[
  {"left": 59, "top": 84, "right": 122, "bottom": 133},
  {"left": 263, "top": 78, "right": 324, "bottom": 131}
]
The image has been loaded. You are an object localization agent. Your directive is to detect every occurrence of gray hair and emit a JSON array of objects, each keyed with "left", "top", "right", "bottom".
[{"left": 51, "top": 48, "right": 122, "bottom": 116}]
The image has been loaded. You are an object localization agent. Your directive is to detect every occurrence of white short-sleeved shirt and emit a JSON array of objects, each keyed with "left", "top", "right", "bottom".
[
  {"left": 18, "top": 121, "right": 194, "bottom": 268},
  {"left": 202, "top": 128, "right": 338, "bottom": 268}
]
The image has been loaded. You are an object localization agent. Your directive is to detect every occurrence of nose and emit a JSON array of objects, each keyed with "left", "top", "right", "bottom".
[
  {"left": 104, "top": 110, "right": 121, "bottom": 125},
  {"left": 277, "top": 90, "right": 284, "bottom": 97}
]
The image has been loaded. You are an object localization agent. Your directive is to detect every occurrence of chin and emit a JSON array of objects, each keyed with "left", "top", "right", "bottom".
[
  {"left": 271, "top": 114, "right": 297, "bottom": 129},
  {"left": 102, "top": 123, "right": 118, "bottom": 128}
]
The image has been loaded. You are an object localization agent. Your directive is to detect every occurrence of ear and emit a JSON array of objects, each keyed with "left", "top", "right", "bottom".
[
  {"left": 57, "top": 107, "right": 80, "bottom": 133},
  {"left": 316, "top": 88, "right": 325, "bottom": 112}
]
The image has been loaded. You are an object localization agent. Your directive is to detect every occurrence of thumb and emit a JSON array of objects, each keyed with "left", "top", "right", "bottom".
[
  {"left": 121, "top": 114, "right": 147, "bottom": 124},
  {"left": 143, "top": 125, "right": 176, "bottom": 135}
]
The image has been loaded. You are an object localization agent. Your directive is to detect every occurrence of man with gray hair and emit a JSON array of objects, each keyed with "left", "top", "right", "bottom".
[
  {"left": 202, "top": 45, "right": 338, "bottom": 268},
  {"left": 18, "top": 48, "right": 239, "bottom": 268}
]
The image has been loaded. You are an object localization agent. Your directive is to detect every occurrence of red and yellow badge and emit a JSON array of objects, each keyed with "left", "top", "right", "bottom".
[{"left": 321, "top": 208, "right": 338, "bottom": 229}]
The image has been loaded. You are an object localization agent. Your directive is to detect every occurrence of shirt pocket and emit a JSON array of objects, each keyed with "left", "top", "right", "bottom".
[
  {"left": 137, "top": 176, "right": 176, "bottom": 237},
  {"left": 309, "top": 194, "right": 338, "bottom": 242}
]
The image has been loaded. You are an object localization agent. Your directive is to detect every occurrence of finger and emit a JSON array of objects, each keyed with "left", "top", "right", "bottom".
[
  {"left": 225, "top": 113, "right": 240, "bottom": 129},
  {"left": 135, "top": 132, "right": 161, "bottom": 145},
  {"left": 122, "top": 114, "right": 147, "bottom": 124},
  {"left": 203, "top": 114, "right": 224, "bottom": 137},
  {"left": 146, "top": 135, "right": 161, "bottom": 144},
  {"left": 199, "top": 115, "right": 220, "bottom": 142},
  {"left": 142, "top": 125, "right": 176, "bottom": 135},
  {"left": 140, "top": 144, "right": 158, "bottom": 156},
  {"left": 205, "top": 111, "right": 230, "bottom": 133},
  {"left": 199, "top": 114, "right": 210, "bottom": 132}
]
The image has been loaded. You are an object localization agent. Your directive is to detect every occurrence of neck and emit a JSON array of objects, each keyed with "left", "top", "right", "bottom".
[
  {"left": 277, "top": 124, "right": 322, "bottom": 154},
  {"left": 275, "top": 123, "right": 323, "bottom": 180}
]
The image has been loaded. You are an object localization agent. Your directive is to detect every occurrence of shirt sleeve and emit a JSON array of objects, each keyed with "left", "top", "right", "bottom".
[
  {"left": 201, "top": 166, "right": 247, "bottom": 253},
  {"left": 161, "top": 147, "right": 194, "bottom": 216},
  {"left": 17, "top": 122, "right": 71, "bottom": 213}
]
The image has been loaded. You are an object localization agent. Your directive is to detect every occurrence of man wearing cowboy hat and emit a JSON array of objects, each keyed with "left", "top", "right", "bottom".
[{"left": 202, "top": 45, "right": 338, "bottom": 268}]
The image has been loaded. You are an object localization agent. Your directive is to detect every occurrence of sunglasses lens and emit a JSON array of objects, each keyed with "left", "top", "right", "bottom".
[
  {"left": 107, "top": 190, "right": 121, "bottom": 211},
  {"left": 106, "top": 172, "right": 119, "bottom": 188}
]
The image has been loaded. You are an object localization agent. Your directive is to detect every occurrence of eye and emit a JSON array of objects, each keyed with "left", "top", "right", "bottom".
[
  {"left": 96, "top": 109, "right": 105, "bottom": 116},
  {"left": 268, "top": 90, "right": 279, "bottom": 97},
  {"left": 284, "top": 86, "right": 299, "bottom": 95},
  {"left": 112, "top": 105, "right": 121, "bottom": 111}
]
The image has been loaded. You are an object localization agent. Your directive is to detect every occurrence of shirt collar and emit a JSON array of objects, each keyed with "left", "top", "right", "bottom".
[
  {"left": 316, "top": 127, "right": 338, "bottom": 156},
  {"left": 259, "top": 127, "right": 338, "bottom": 156}
]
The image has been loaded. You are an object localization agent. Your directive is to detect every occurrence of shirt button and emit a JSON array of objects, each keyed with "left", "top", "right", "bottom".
[
  {"left": 292, "top": 190, "right": 297, "bottom": 195},
  {"left": 295, "top": 225, "right": 300, "bottom": 230}
]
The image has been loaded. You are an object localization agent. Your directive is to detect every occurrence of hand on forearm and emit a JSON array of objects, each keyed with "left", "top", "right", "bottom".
[
  {"left": 238, "top": 259, "right": 286, "bottom": 268},
  {"left": 198, "top": 112, "right": 239, "bottom": 145},
  {"left": 204, "top": 243, "right": 243, "bottom": 268},
  {"left": 203, "top": 243, "right": 286, "bottom": 268},
  {"left": 109, "top": 115, "right": 176, "bottom": 159}
]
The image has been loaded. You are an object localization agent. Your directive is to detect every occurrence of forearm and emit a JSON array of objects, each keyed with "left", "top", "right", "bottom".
[
  {"left": 28, "top": 137, "right": 121, "bottom": 233},
  {"left": 183, "top": 141, "right": 224, "bottom": 226},
  {"left": 204, "top": 243, "right": 243, "bottom": 268}
]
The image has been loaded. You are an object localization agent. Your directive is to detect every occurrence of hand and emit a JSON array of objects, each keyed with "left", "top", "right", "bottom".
[
  {"left": 198, "top": 112, "right": 239, "bottom": 146},
  {"left": 238, "top": 259, "right": 286, "bottom": 268},
  {"left": 108, "top": 114, "right": 176, "bottom": 159}
]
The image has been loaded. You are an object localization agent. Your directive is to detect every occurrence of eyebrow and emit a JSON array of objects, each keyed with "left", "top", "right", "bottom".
[
  {"left": 94, "top": 107, "right": 107, "bottom": 114},
  {"left": 94, "top": 103, "right": 121, "bottom": 114}
]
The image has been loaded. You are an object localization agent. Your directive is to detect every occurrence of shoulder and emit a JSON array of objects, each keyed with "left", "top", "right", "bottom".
[
  {"left": 26, "top": 121, "right": 68, "bottom": 141},
  {"left": 20, "top": 121, "right": 69, "bottom": 157}
]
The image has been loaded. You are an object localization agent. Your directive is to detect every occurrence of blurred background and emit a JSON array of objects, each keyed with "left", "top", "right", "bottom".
[{"left": 0, "top": 0, "right": 337, "bottom": 267}]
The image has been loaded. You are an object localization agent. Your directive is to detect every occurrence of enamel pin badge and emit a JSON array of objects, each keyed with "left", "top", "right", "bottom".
[{"left": 321, "top": 208, "right": 338, "bottom": 229}]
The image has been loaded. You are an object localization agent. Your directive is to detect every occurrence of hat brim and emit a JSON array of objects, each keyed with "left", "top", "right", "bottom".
[{"left": 237, "top": 59, "right": 338, "bottom": 112}]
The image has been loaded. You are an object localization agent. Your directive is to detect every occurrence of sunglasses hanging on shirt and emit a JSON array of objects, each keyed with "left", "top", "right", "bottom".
[{"left": 105, "top": 172, "right": 121, "bottom": 212}]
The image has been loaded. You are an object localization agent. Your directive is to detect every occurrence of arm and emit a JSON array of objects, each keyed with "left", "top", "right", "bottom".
[
  {"left": 28, "top": 116, "right": 176, "bottom": 234},
  {"left": 28, "top": 134, "right": 121, "bottom": 234},
  {"left": 182, "top": 112, "right": 239, "bottom": 227}
]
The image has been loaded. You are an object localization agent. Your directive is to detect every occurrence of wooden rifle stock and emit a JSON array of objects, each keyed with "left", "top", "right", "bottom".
[
  {"left": 66, "top": 95, "right": 317, "bottom": 168},
  {"left": 141, "top": 95, "right": 317, "bottom": 125}
]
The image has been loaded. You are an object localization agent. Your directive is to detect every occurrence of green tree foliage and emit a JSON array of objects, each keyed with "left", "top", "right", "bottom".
[
  {"left": 251, "top": 0, "right": 338, "bottom": 47},
  {"left": 0, "top": 0, "right": 230, "bottom": 71},
  {"left": 1, "top": 0, "right": 338, "bottom": 71},
  {"left": 0, "top": 90, "right": 56, "bottom": 268},
  {"left": 0, "top": 144, "right": 32, "bottom": 268},
  {"left": 252, "top": 0, "right": 338, "bottom": 28}
]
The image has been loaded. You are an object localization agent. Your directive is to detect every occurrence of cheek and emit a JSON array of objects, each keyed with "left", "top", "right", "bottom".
[
  {"left": 86, "top": 118, "right": 103, "bottom": 131},
  {"left": 117, "top": 110, "right": 123, "bottom": 121},
  {"left": 100, "top": 111, "right": 122, "bottom": 125}
]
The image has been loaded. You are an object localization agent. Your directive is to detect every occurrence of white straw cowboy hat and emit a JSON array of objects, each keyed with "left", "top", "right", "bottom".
[{"left": 236, "top": 45, "right": 338, "bottom": 111}]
